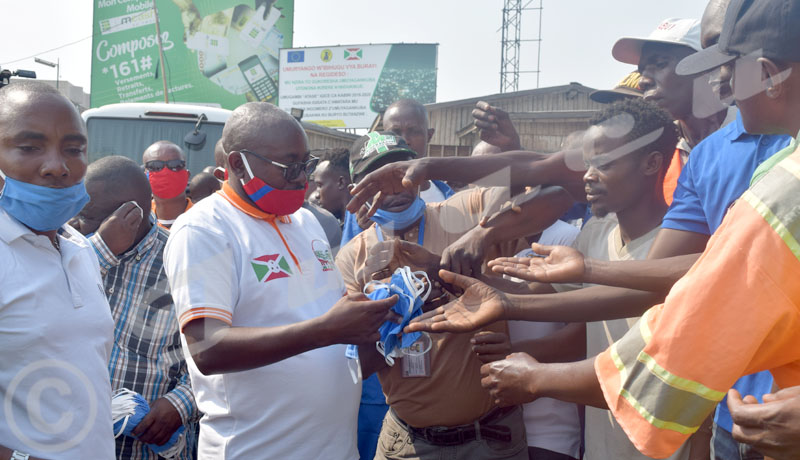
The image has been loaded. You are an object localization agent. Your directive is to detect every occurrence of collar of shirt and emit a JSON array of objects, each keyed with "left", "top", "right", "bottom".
[
  {"left": 0, "top": 206, "right": 89, "bottom": 251},
  {"left": 120, "top": 219, "right": 162, "bottom": 262},
  {"left": 0, "top": 206, "right": 29, "bottom": 244},
  {"left": 724, "top": 111, "right": 754, "bottom": 143}
]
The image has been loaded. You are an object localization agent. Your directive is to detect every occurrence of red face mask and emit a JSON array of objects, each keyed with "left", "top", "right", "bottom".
[
  {"left": 238, "top": 153, "right": 306, "bottom": 215},
  {"left": 148, "top": 168, "right": 189, "bottom": 199},
  {"left": 242, "top": 175, "right": 307, "bottom": 216}
]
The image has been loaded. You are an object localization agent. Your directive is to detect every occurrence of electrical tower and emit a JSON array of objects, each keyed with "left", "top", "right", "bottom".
[{"left": 500, "top": 0, "right": 543, "bottom": 93}]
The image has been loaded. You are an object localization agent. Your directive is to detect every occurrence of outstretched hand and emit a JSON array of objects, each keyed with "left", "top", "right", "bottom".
[
  {"left": 440, "top": 228, "right": 488, "bottom": 278},
  {"left": 480, "top": 352, "right": 540, "bottom": 407},
  {"left": 472, "top": 101, "right": 521, "bottom": 152},
  {"left": 488, "top": 243, "right": 586, "bottom": 284},
  {"left": 404, "top": 269, "right": 509, "bottom": 334},
  {"left": 358, "top": 239, "right": 441, "bottom": 285},
  {"left": 472, "top": 331, "right": 511, "bottom": 363},
  {"left": 346, "top": 160, "right": 428, "bottom": 217}
]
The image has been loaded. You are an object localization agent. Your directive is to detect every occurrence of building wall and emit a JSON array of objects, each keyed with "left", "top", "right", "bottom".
[
  {"left": 426, "top": 83, "right": 605, "bottom": 156},
  {"left": 303, "top": 124, "right": 359, "bottom": 151},
  {"left": 11, "top": 79, "right": 92, "bottom": 112}
]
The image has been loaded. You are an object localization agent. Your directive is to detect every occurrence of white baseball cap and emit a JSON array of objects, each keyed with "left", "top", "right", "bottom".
[{"left": 612, "top": 18, "right": 702, "bottom": 66}]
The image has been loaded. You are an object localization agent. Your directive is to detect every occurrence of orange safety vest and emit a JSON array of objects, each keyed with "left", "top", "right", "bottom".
[{"left": 595, "top": 146, "right": 800, "bottom": 458}]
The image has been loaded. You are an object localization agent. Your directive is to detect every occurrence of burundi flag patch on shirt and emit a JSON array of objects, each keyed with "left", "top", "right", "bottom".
[{"left": 251, "top": 254, "right": 293, "bottom": 282}]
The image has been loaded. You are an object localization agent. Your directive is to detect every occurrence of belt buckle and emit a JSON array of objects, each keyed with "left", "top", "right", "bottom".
[{"left": 424, "top": 426, "right": 465, "bottom": 446}]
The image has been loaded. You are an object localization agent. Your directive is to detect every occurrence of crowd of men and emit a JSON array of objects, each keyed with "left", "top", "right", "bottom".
[{"left": 1, "top": 0, "right": 800, "bottom": 459}]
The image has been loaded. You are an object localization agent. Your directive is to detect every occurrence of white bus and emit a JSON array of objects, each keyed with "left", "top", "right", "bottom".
[
  {"left": 82, "top": 102, "right": 359, "bottom": 172},
  {"left": 82, "top": 103, "right": 231, "bottom": 174}
]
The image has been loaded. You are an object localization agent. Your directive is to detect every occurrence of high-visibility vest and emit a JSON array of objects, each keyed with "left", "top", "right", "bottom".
[{"left": 595, "top": 145, "right": 800, "bottom": 458}]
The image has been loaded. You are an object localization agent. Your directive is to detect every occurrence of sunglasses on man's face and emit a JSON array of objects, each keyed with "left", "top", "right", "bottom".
[
  {"left": 238, "top": 149, "right": 319, "bottom": 182},
  {"left": 145, "top": 159, "right": 186, "bottom": 172}
]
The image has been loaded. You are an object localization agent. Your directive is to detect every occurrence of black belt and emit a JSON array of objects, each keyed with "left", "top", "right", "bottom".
[{"left": 397, "top": 406, "right": 516, "bottom": 447}]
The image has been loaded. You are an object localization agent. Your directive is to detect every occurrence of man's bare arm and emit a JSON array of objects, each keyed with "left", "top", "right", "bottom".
[
  {"left": 407, "top": 271, "right": 662, "bottom": 335},
  {"left": 582, "top": 254, "right": 700, "bottom": 292},
  {"left": 440, "top": 186, "right": 574, "bottom": 277},
  {"left": 481, "top": 354, "right": 606, "bottom": 409},
  {"left": 505, "top": 285, "right": 662, "bottom": 323},
  {"left": 490, "top": 227, "right": 710, "bottom": 292},
  {"left": 511, "top": 322, "right": 586, "bottom": 363},
  {"left": 584, "top": 227, "right": 710, "bottom": 291},
  {"left": 183, "top": 293, "right": 397, "bottom": 375},
  {"left": 347, "top": 151, "right": 586, "bottom": 216}
]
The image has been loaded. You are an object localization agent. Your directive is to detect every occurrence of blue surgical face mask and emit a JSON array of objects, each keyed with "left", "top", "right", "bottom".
[
  {"left": 0, "top": 173, "right": 90, "bottom": 231},
  {"left": 370, "top": 197, "right": 425, "bottom": 231},
  {"left": 344, "top": 266, "right": 432, "bottom": 380}
]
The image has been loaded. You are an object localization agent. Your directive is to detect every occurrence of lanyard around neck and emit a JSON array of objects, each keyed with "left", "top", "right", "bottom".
[{"left": 375, "top": 214, "right": 425, "bottom": 246}]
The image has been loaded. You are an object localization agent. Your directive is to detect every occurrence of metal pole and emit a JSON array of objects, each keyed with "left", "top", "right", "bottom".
[
  {"left": 536, "top": 0, "right": 543, "bottom": 88},
  {"left": 56, "top": 58, "right": 60, "bottom": 90},
  {"left": 153, "top": 0, "right": 169, "bottom": 103}
]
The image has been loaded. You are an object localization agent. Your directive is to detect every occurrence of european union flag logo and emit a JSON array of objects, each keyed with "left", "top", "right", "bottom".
[{"left": 287, "top": 51, "right": 304, "bottom": 63}]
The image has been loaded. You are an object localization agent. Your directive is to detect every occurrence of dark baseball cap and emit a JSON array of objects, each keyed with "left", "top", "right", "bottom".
[
  {"left": 677, "top": 0, "right": 800, "bottom": 76},
  {"left": 349, "top": 131, "right": 417, "bottom": 177},
  {"left": 590, "top": 71, "right": 644, "bottom": 104}
]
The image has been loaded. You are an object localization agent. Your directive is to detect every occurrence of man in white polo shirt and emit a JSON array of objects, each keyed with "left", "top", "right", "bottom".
[
  {"left": 0, "top": 81, "right": 115, "bottom": 459},
  {"left": 163, "top": 102, "right": 398, "bottom": 459}
]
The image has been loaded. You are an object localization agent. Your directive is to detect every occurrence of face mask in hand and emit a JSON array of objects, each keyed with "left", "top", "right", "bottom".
[{"left": 345, "top": 266, "right": 432, "bottom": 382}]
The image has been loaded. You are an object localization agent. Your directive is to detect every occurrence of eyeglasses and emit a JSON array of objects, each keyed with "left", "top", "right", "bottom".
[
  {"left": 145, "top": 159, "right": 186, "bottom": 172},
  {"left": 238, "top": 149, "right": 319, "bottom": 181}
]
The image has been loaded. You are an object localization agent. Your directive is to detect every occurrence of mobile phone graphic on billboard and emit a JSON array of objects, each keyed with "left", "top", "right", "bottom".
[{"left": 238, "top": 55, "right": 278, "bottom": 102}]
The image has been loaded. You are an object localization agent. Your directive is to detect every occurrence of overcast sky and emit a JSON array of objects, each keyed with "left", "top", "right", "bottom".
[{"left": 0, "top": 0, "right": 706, "bottom": 103}]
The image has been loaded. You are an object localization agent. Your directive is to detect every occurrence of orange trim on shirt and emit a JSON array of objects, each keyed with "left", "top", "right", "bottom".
[
  {"left": 662, "top": 148, "right": 683, "bottom": 206},
  {"left": 179, "top": 307, "right": 234, "bottom": 330},
  {"left": 217, "top": 181, "right": 301, "bottom": 271},
  {"left": 152, "top": 198, "right": 193, "bottom": 230}
]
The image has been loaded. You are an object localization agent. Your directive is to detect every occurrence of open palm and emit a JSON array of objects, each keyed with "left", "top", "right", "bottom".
[
  {"left": 405, "top": 270, "right": 509, "bottom": 334},
  {"left": 489, "top": 243, "right": 586, "bottom": 284}
]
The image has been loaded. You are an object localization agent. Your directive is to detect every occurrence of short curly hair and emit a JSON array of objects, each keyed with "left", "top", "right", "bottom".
[
  {"left": 589, "top": 98, "right": 678, "bottom": 162},
  {"left": 316, "top": 147, "right": 351, "bottom": 181}
]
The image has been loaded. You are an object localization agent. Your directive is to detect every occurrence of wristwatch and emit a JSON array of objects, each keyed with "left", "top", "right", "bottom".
[{"left": 10, "top": 451, "right": 29, "bottom": 460}]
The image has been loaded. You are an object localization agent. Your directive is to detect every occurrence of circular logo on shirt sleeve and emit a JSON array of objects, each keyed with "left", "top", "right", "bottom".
[{"left": 312, "top": 240, "right": 335, "bottom": 272}]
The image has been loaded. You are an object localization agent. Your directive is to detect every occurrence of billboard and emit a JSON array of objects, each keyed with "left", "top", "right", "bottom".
[
  {"left": 91, "top": 0, "right": 294, "bottom": 108},
  {"left": 279, "top": 44, "right": 438, "bottom": 128}
]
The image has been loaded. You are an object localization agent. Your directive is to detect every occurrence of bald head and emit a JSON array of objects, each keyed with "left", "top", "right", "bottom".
[
  {"left": 142, "top": 140, "right": 185, "bottom": 164},
  {"left": 701, "top": 0, "right": 731, "bottom": 48},
  {"left": 0, "top": 81, "right": 67, "bottom": 123},
  {"left": 222, "top": 102, "right": 306, "bottom": 153},
  {"left": 214, "top": 138, "right": 226, "bottom": 167},
  {"left": 382, "top": 98, "right": 433, "bottom": 158},
  {"left": 86, "top": 156, "right": 151, "bottom": 207},
  {"left": 471, "top": 141, "right": 502, "bottom": 157},
  {"left": 384, "top": 99, "right": 428, "bottom": 127},
  {"left": 188, "top": 171, "right": 221, "bottom": 202}
]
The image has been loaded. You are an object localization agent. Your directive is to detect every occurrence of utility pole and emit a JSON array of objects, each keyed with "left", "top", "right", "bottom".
[
  {"left": 500, "top": 0, "right": 544, "bottom": 93},
  {"left": 153, "top": 0, "right": 169, "bottom": 103}
]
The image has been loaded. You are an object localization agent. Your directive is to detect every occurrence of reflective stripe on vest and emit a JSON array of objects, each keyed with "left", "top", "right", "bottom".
[
  {"left": 743, "top": 153, "right": 800, "bottom": 262},
  {"left": 608, "top": 309, "right": 725, "bottom": 435}
]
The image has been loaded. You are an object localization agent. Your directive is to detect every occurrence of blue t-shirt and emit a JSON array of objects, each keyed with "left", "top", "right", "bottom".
[{"left": 662, "top": 112, "right": 792, "bottom": 432}]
